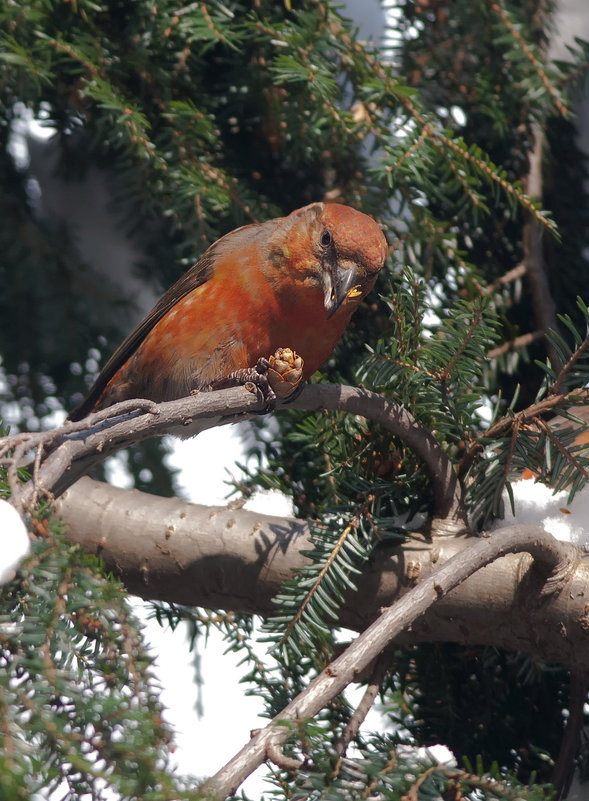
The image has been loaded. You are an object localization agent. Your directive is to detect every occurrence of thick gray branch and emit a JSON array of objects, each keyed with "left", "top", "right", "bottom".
[{"left": 56, "top": 478, "right": 589, "bottom": 674}]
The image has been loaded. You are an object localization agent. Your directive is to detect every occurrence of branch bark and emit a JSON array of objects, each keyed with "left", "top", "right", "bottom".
[
  {"left": 55, "top": 477, "right": 589, "bottom": 674},
  {"left": 333, "top": 651, "right": 390, "bottom": 755},
  {"left": 8, "top": 383, "right": 465, "bottom": 528},
  {"left": 10, "top": 380, "right": 589, "bottom": 796}
]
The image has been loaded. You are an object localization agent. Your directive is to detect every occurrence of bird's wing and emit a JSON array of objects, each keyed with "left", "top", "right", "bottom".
[{"left": 69, "top": 247, "right": 217, "bottom": 420}]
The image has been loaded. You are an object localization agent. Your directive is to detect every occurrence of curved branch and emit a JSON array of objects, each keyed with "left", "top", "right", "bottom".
[
  {"left": 287, "top": 385, "right": 464, "bottom": 527},
  {"left": 206, "top": 525, "right": 577, "bottom": 798},
  {"left": 8, "top": 383, "right": 464, "bottom": 525},
  {"left": 10, "top": 387, "right": 263, "bottom": 509}
]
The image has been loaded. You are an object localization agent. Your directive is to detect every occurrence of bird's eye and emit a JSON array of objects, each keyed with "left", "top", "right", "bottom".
[{"left": 320, "top": 229, "right": 332, "bottom": 247}]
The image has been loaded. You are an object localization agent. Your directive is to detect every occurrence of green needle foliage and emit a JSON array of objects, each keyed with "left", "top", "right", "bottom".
[
  {"left": 265, "top": 723, "right": 555, "bottom": 800},
  {"left": 2, "top": 0, "right": 589, "bottom": 798},
  {"left": 0, "top": 505, "right": 194, "bottom": 800}
]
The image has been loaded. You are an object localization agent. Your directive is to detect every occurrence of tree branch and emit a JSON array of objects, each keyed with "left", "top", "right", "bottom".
[
  {"left": 55, "top": 477, "right": 589, "bottom": 673},
  {"left": 205, "top": 525, "right": 577, "bottom": 798},
  {"left": 333, "top": 651, "right": 390, "bottom": 756},
  {"left": 7, "top": 383, "right": 465, "bottom": 527},
  {"left": 487, "top": 329, "right": 545, "bottom": 359},
  {"left": 7, "top": 388, "right": 263, "bottom": 509}
]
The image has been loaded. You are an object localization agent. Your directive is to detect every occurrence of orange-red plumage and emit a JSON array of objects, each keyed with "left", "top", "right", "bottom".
[{"left": 69, "top": 202, "right": 388, "bottom": 420}]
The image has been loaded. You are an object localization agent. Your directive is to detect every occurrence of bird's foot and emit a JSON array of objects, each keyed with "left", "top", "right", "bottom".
[
  {"left": 210, "top": 349, "right": 304, "bottom": 412},
  {"left": 210, "top": 357, "right": 276, "bottom": 412}
]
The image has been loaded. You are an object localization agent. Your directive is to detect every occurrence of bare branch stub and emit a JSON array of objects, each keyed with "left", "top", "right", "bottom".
[{"left": 333, "top": 651, "right": 389, "bottom": 756}]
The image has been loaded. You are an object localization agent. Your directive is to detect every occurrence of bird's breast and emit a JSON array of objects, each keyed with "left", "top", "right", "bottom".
[
  {"left": 266, "top": 284, "right": 352, "bottom": 377},
  {"left": 107, "top": 268, "right": 349, "bottom": 403}
]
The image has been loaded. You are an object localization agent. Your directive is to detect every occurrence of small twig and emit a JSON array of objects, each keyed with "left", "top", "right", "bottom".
[
  {"left": 490, "top": 2, "right": 568, "bottom": 117},
  {"left": 279, "top": 511, "right": 361, "bottom": 646},
  {"left": 266, "top": 742, "right": 303, "bottom": 773},
  {"left": 458, "top": 387, "right": 589, "bottom": 480},
  {"left": 393, "top": 132, "right": 428, "bottom": 170},
  {"left": 485, "top": 388, "right": 589, "bottom": 441},
  {"left": 441, "top": 767, "right": 522, "bottom": 799},
  {"left": 402, "top": 763, "right": 439, "bottom": 801},
  {"left": 550, "top": 333, "right": 589, "bottom": 397},
  {"left": 535, "top": 417, "right": 589, "bottom": 480},
  {"left": 501, "top": 414, "right": 521, "bottom": 491},
  {"left": 440, "top": 130, "right": 557, "bottom": 235},
  {"left": 363, "top": 749, "right": 397, "bottom": 799},
  {"left": 487, "top": 330, "right": 545, "bottom": 359},
  {"left": 67, "top": 397, "right": 160, "bottom": 430},
  {"left": 522, "top": 124, "right": 560, "bottom": 371},
  {"left": 485, "top": 262, "right": 528, "bottom": 294},
  {"left": 559, "top": 57, "right": 589, "bottom": 90},
  {"left": 439, "top": 301, "right": 484, "bottom": 380},
  {"left": 334, "top": 652, "right": 389, "bottom": 756}
]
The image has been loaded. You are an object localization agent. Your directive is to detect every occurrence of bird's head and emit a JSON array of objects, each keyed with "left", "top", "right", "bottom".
[{"left": 273, "top": 202, "right": 388, "bottom": 319}]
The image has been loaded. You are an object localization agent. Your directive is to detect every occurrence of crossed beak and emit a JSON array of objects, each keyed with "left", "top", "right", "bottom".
[{"left": 323, "top": 261, "right": 362, "bottom": 318}]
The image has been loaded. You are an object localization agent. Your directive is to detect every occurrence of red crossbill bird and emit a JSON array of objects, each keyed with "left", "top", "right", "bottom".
[{"left": 69, "top": 202, "right": 388, "bottom": 421}]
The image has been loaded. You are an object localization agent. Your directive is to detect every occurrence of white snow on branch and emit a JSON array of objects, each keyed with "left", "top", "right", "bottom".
[
  {"left": 0, "top": 500, "right": 30, "bottom": 584},
  {"left": 496, "top": 478, "right": 589, "bottom": 549}
]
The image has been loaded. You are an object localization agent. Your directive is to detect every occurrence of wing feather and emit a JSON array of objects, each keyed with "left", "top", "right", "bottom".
[{"left": 69, "top": 248, "right": 217, "bottom": 420}]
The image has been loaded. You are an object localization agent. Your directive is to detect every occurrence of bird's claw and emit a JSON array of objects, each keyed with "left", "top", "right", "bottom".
[
  {"left": 210, "top": 358, "right": 276, "bottom": 412},
  {"left": 210, "top": 348, "right": 304, "bottom": 412}
]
